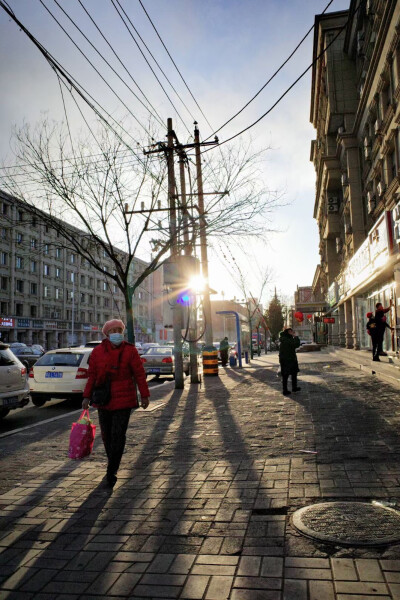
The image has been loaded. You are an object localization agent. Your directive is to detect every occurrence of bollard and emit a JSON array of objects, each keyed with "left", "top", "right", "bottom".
[
  {"left": 229, "top": 352, "right": 237, "bottom": 367},
  {"left": 202, "top": 346, "right": 219, "bottom": 376},
  {"left": 244, "top": 350, "right": 249, "bottom": 364}
]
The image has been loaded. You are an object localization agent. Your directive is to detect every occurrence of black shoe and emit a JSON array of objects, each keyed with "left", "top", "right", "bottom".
[
  {"left": 373, "top": 357, "right": 381, "bottom": 362},
  {"left": 379, "top": 352, "right": 388, "bottom": 356},
  {"left": 106, "top": 473, "right": 117, "bottom": 488},
  {"left": 283, "top": 390, "right": 291, "bottom": 396},
  {"left": 292, "top": 387, "right": 301, "bottom": 392}
]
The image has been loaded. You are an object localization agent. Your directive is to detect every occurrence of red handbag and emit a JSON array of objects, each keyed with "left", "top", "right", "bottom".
[{"left": 68, "top": 409, "right": 96, "bottom": 459}]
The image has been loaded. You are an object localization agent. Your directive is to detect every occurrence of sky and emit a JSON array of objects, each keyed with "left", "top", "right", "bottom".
[{"left": 0, "top": 0, "right": 350, "bottom": 307}]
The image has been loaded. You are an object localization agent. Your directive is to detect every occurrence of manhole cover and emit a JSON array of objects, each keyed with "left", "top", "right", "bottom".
[{"left": 292, "top": 502, "right": 400, "bottom": 546}]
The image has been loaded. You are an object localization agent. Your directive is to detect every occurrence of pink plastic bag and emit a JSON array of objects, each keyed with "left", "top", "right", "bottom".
[{"left": 68, "top": 409, "right": 96, "bottom": 459}]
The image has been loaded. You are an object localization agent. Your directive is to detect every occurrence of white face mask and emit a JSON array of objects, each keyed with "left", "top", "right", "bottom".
[{"left": 109, "top": 332, "right": 124, "bottom": 346}]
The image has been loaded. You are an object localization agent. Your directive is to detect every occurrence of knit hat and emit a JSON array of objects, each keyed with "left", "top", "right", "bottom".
[
  {"left": 102, "top": 319, "right": 126, "bottom": 336},
  {"left": 366, "top": 312, "right": 373, "bottom": 318}
]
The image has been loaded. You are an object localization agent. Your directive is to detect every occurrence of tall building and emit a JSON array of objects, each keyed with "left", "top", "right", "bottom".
[
  {"left": 310, "top": 0, "right": 400, "bottom": 351},
  {"left": 0, "top": 190, "right": 160, "bottom": 347}
]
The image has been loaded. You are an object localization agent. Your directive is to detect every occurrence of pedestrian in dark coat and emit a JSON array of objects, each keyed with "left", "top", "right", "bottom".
[
  {"left": 279, "top": 328, "right": 301, "bottom": 396},
  {"left": 220, "top": 337, "right": 230, "bottom": 367},
  {"left": 366, "top": 312, "right": 379, "bottom": 361},
  {"left": 374, "top": 302, "right": 393, "bottom": 359},
  {"left": 82, "top": 319, "right": 150, "bottom": 487}
]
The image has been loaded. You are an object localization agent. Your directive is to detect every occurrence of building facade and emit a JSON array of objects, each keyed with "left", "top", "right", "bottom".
[
  {"left": 0, "top": 190, "right": 161, "bottom": 348},
  {"left": 310, "top": 0, "right": 400, "bottom": 351}
]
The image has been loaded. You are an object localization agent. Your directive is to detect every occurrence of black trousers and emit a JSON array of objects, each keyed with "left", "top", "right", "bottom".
[
  {"left": 282, "top": 372, "right": 297, "bottom": 392},
  {"left": 220, "top": 349, "right": 229, "bottom": 366},
  {"left": 97, "top": 408, "right": 131, "bottom": 476},
  {"left": 371, "top": 335, "right": 379, "bottom": 359}
]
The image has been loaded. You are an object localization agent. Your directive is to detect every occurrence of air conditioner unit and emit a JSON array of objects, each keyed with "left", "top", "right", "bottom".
[
  {"left": 336, "top": 237, "right": 343, "bottom": 253},
  {"left": 367, "top": 191, "right": 376, "bottom": 213},
  {"left": 341, "top": 173, "right": 349, "bottom": 186},
  {"left": 369, "top": 31, "right": 376, "bottom": 44},
  {"left": 364, "top": 146, "right": 371, "bottom": 160},
  {"left": 374, "top": 119, "right": 382, "bottom": 134},
  {"left": 338, "top": 126, "right": 345, "bottom": 135},
  {"left": 361, "top": 70, "right": 367, "bottom": 80},
  {"left": 377, "top": 181, "right": 386, "bottom": 196}
]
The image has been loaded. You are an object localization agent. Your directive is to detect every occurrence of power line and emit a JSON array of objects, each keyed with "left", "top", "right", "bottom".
[
  {"left": 204, "top": 0, "right": 335, "bottom": 141},
  {"left": 138, "top": 0, "right": 213, "bottom": 133},
  {"left": 110, "top": 0, "right": 191, "bottom": 136},
  {"left": 38, "top": 0, "right": 154, "bottom": 137},
  {"left": 202, "top": 0, "right": 365, "bottom": 153}
]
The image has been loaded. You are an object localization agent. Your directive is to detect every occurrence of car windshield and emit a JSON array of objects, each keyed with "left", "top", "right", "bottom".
[
  {"left": 144, "top": 347, "right": 172, "bottom": 356},
  {"left": 35, "top": 352, "right": 85, "bottom": 367},
  {"left": 0, "top": 348, "right": 17, "bottom": 366}
]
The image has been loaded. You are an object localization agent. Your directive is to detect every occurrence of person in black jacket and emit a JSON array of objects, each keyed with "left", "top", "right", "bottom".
[
  {"left": 366, "top": 312, "right": 379, "bottom": 361},
  {"left": 279, "top": 328, "right": 301, "bottom": 396},
  {"left": 373, "top": 302, "right": 394, "bottom": 360}
]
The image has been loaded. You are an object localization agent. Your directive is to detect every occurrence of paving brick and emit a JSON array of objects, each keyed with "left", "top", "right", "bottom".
[
  {"left": 237, "top": 556, "right": 261, "bottom": 576},
  {"left": 19, "top": 569, "right": 56, "bottom": 593},
  {"left": 261, "top": 557, "right": 284, "bottom": 578},
  {"left": 85, "top": 571, "right": 121, "bottom": 594},
  {"left": 285, "top": 567, "right": 331, "bottom": 580},
  {"left": 205, "top": 575, "right": 233, "bottom": 599},
  {"left": 331, "top": 558, "right": 358, "bottom": 580},
  {"left": 388, "top": 583, "right": 400, "bottom": 600},
  {"left": 285, "top": 557, "right": 329, "bottom": 568},
  {"left": 169, "top": 554, "right": 196, "bottom": 574},
  {"left": 283, "top": 578, "right": 307, "bottom": 600},
  {"left": 381, "top": 560, "right": 400, "bottom": 571},
  {"left": 196, "top": 555, "right": 239, "bottom": 566},
  {"left": 233, "top": 576, "right": 282, "bottom": 589},
  {"left": 191, "top": 564, "right": 236, "bottom": 576},
  {"left": 335, "top": 581, "right": 389, "bottom": 595},
  {"left": 355, "top": 559, "right": 384, "bottom": 582},
  {"left": 310, "top": 579, "right": 335, "bottom": 600},
  {"left": 133, "top": 583, "right": 182, "bottom": 598},
  {"left": 180, "top": 574, "right": 210, "bottom": 599},
  {"left": 231, "top": 590, "right": 281, "bottom": 600},
  {"left": 337, "top": 597, "right": 391, "bottom": 600}
]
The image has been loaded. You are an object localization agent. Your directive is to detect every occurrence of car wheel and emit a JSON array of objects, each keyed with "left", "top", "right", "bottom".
[
  {"left": 0, "top": 408, "right": 10, "bottom": 419},
  {"left": 154, "top": 374, "right": 160, "bottom": 380},
  {"left": 31, "top": 395, "right": 47, "bottom": 407}
]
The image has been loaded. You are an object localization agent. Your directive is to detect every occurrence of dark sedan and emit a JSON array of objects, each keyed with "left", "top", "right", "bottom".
[
  {"left": 10, "top": 346, "right": 44, "bottom": 369},
  {"left": 141, "top": 346, "right": 190, "bottom": 379}
]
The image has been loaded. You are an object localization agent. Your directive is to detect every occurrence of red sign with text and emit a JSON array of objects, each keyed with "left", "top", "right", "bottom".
[{"left": 323, "top": 317, "right": 335, "bottom": 324}]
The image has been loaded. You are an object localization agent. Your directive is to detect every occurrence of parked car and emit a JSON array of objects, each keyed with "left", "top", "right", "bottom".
[
  {"left": 29, "top": 347, "right": 94, "bottom": 407},
  {"left": 141, "top": 343, "right": 160, "bottom": 352},
  {"left": 84, "top": 340, "right": 103, "bottom": 347},
  {"left": 141, "top": 346, "right": 190, "bottom": 379},
  {"left": 31, "top": 344, "right": 45, "bottom": 354},
  {"left": 10, "top": 346, "right": 44, "bottom": 369},
  {"left": 135, "top": 342, "right": 144, "bottom": 355},
  {"left": 0, "top": 343, "right": 30, "bottom": 419}
]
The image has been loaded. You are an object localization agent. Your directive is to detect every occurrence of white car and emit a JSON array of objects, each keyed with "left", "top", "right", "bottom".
[
  {"left": 0, "top": 343, "right": 30, "bottom": 419},
  {"left": 29, "top": 347, "right": 94, "bottom": 407}
]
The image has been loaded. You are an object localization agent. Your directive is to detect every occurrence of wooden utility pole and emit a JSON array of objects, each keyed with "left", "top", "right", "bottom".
[
  {"left": 167, "top": 118, "right": 184, "bottom": 389},
  {"left": 179, "top": 153, "right": 200, "bottom": 384},
  {"left": 194, "top": 123, "right": 214, "bottom": 348}
]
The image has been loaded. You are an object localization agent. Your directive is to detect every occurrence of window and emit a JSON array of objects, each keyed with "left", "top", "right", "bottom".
[
  {"left": 16, "top": 256, "right": 23, "bottom": 269},
  {"left": 32, "top": 216, "right": 37, "bottom": 228},
  {"left": 0, "top": 253, "right": 7, "bottom": 266},
  {"left": 138, "top": 292, "right": 142, "bottom": 300},
  {"left": 66, "top": 309, "right": 71, "bottom": 320},
  {"left": 1, "top": 202, "right": 9, "bottom": 215},
  {"left": 30, "top": 305, "right": 37, "bottom": 318},
  {"left": 104, "top": 314, "right": 110, "bottom": 322},
  {"left": 1, "top": 277, "right": 7, "bottom": 290},
  {"left": 103, "top": 282, "right": 107, "bottom": 291},
  {"left": 17, "top": 210, "right": 23, "bottom": 222},
  {"left": 70, "top": 253, "right": 76, "bottom": 264},
  {"left": 55, "top": 288, "right": 62, "bottom": 300},
  {"left": 80, "top": 274, "right": 85, "bottom": 285},
  {"left": 31, "top": 260, "right": 37, "bottom": 273},
  {"left": 56, "top": 267, "right": 61, "bottom": 279},
  {"left": 30, "top": 238, "right": 37, "bottom": 249},
  {"left": 97, "top": 314, "right": 101, "bottom": 322},
  {"left": 89, "top": 277, "right": 94, "bottom": 288},
  {"left": 30, "top": 283, "right": 37, "bottom": 295},
  {"left": 96, "top": 296, "right": 101, "bottom": 306},
  {"left": 15, "top": 303, "right": 23, "bottom": 316},
  {"left": 1, "top": 301, "right": 8, "bottom": 315},
  {"left": 56, "top": 248, "right": 62, "bottom": 259},
  {"left": 0, "top": 228, "right": 7, "bottom": 240},
  {"left": 16, "top": 280, "right": 24, "bottom": 293},
  {"left": 44, "top": 244, "right": 49, "bottom": 255},
  {"left": 81, "top": 293, "right": 85, "bottom": 303},
  {"left": 88, "top": 312, "right": 93, "bottom": 321},
  {"left": 16, "top": 232, "right": 23, "bottom": 244},
  {"left": 97, "top": 280, "right": 101, "bottom": 290},
  {"left": 81, "top": 311, "right": 85, "bottom": 322},
  {"left": 104, "top": 297, "right": 110, "bottom": 308},
  {"left": 70, "top": 272, "right": 75, "bottom": 283},
  {"left": 43, "top": 264, "right": 50, "bottom": 276},
  {"left": 389, "top": 149, "right": 397, "bottom": 181},
  {"left": 113, "top": 285, "right": 118, "bottom": 293}
]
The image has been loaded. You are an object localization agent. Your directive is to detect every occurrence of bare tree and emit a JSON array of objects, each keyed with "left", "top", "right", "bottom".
[{"left": 1, "top": 117, "right": 281, "bottom": 342}]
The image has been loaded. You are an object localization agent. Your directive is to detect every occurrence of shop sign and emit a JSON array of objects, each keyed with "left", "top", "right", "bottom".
[
  {"left": 44, "top": 321, "right": 57, "bottom": 329},
  {"left": 369, "top": 214, "right": 389, "bottom": 270},
  {"left": 0, "top": 317, "right": 14, "bottom": 327},
  {"left": 83, "top": 324, "right": 91, "bottom": 331},
  {"left": 32, "top": 320, "right": 44, "bottom": 329},
  {"left": 323, "top": 317, "right": 335, "bottom": 323},
  {"left": 327, "top": 282, "right": 338, "bottom": 307},
  {"left": 91, "top": 325, "right": 99, "bottom": 331},
  {"left": 58, "top": 322, "right": 67, "bottom": 329},
  {"left": 346, "top": 237, "right": 371, "bottom": 291},
  {"left": 17, "top": 318, "right": 31, "bottom": 328}
]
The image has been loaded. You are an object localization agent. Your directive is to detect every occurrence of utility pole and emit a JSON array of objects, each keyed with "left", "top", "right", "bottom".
[
  {"left": 194, "top": 123, "right": 214, "bottom": 348},
  {"left": 179, "top": 153, "right": 200, "bottom": 384},
  {"left": 168, "top": 118, "right": 184, "bottom": 389}
]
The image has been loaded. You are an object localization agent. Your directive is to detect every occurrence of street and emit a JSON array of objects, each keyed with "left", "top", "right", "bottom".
[{"left": 2, "top": 351, "right": 400, "bottom": 599}]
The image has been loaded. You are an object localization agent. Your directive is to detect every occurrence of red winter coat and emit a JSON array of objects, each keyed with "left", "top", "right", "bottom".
[{"left": 83, "top": 339, "right": 149, "bottom": 411}]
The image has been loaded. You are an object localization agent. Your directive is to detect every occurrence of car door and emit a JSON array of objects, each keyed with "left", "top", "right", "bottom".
[{"left": 0, "top": 348, "right": 23, "bottom": 393}]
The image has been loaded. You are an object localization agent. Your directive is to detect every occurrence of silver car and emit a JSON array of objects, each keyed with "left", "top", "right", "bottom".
[
  {"left": 0, "top": 343, "right": 30, "bottom": 419},
  {"left": 141, "top": 346, "right": 190, "bottom": 379}
]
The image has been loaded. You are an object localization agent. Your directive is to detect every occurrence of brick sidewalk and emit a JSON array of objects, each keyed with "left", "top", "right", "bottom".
[{"left": 2, "top": 354, "right": 400, "bottom": 598}]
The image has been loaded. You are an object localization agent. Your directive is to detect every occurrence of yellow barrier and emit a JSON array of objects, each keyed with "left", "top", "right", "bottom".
[{"left": 202, "top": 349, "right": 219, "bottom": 376}]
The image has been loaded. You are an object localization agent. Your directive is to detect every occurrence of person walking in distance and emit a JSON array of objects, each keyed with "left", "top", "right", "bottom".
[
  {"left": 82, "top": 319, "right": 150, "bottom": 487},
  {"left": 220, "top": 336, "right": 230, "bottom": 367},
  {"left": 279, "top": 328, "right": 301, "bottom": 396},
  {"left": 374, "top": 301, "right": 394, "bottom": 359},
  {"left": 366, "top": 312, "right": 379, "bottom": 361}
]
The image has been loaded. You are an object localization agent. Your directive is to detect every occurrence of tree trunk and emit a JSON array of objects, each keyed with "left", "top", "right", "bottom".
[{"left": 125, "top": 290, "right": 135, "bottom": 344}]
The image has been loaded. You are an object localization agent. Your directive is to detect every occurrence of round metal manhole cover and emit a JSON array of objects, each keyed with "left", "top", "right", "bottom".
[{"left": 292, "top": 502, "right": 400, "bottom": 546}]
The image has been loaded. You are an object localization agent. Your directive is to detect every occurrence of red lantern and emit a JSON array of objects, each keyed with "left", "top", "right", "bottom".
[
  {"left": 294, "top": 311, "right": 304, "bottom": 324},
  {"left": 307, "top": 314, "right": 313, "bottom": 323}
]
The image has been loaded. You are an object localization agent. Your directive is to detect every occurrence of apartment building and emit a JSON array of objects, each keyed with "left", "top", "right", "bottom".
[
  {"left": 0, "top": 190, "right": 158, "bottom": 348},
  {"left": 310, "top": 0, "right": 400, "bottom": 351}
]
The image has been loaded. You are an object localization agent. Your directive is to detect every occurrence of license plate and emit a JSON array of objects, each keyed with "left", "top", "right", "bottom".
[
  {"left": 2, "top": 396, "right": 18, "bottom": 406},
  {"left": 45, "top": 372, "right": 63, "bottom": 378},
  {"left": 147, "top": 368, "right": 160, "bottom": 373}
]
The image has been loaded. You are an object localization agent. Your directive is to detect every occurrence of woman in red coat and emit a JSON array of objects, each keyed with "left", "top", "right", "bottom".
[{"left": 82, "top": 319, "right": 150, "bottom": 487}]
